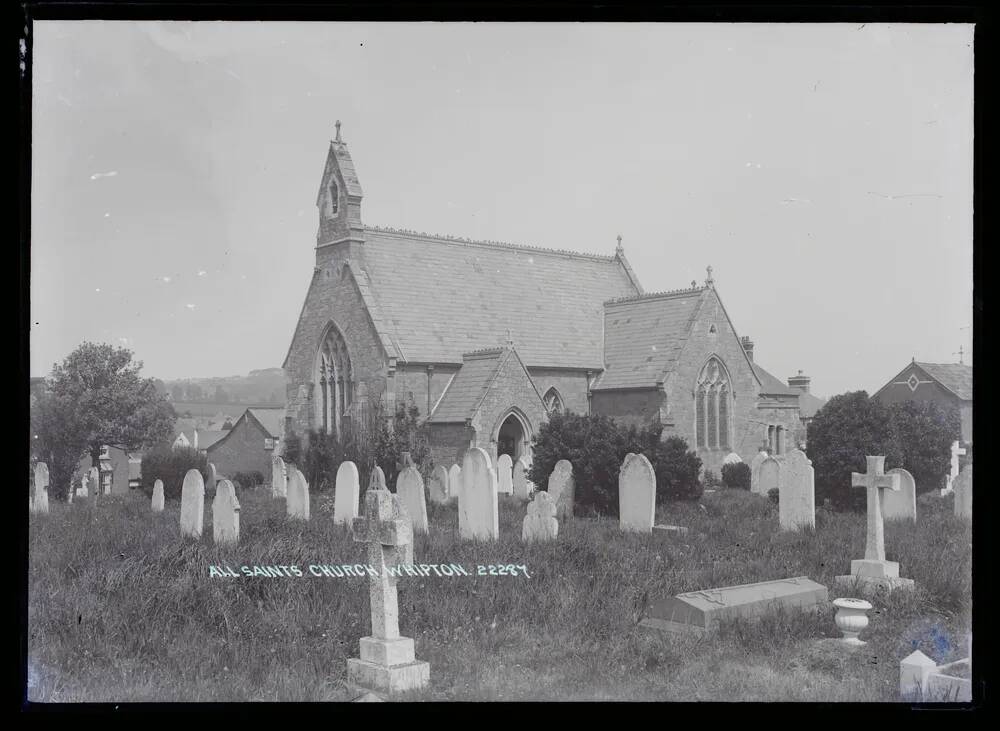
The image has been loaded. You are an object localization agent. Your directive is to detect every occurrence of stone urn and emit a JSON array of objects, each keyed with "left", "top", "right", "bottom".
[{"left": 833, "top": 598, "right": 872, "bottom": 646}]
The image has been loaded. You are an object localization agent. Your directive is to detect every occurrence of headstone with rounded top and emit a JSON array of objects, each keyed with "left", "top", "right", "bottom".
[
  {"left": 180, "top": 469, "right": 205, "bottom": 539},
  {"left": 750, "top": 450, "right": 769, "bottom": 495},
  {"left": 547, "top": 460, "right": 575, "bottom": 522},
  {"left": 723, "top": 452, "right": 743, "bottom": 465},
  {"left": 286, "top": 466, "right": 310, "bottom": 521},
  {"left": 619, "top": 453, "right": 656, "bottom": 533},
  {"left": 212, "top": 479, "right": 241, "bottom": 545},
  {"left": 271, "top": 455, "right": 287, "bottom": 498},
  {"left": 758, "top": 456, "right": 781, "bottom": 498},
  {"left": 521, "top": 491, "right": 558, "bottom": 543},
  {"left": 512, "top": 457, "right": 533, "bottom": 501},
  {"left": 779, "top": 449, "right": 815, "bottom": 531},
  {"left": 447, "top": 464, "right": 461, "bottom": 501},
  {"left": 334, "top": 461, "right": 360, "bottom": 525},
  {"left": 496, "top": 454, "right": 514, "bottom": 495},
  {"left": 396, "top": 465, "right": 428, "bottom": 533},
  {"left": 883, "top": 468, "right": 916, "bottom": 523},
  {"left": 428, "top": 465, "right": 449, "bottom": 505},
  {"left": 151, "top": 479, "right": 165, "bottom": 512},
  {"left": 459, "top": 448, "right": 499, "bottom": 541}
]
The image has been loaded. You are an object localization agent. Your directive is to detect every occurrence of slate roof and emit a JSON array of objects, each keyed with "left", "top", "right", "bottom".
[
  {"left": 198, "top": 430, "right": 228, "bottom": 450},
  {"left": 797, "top": 392, "right": 827, "bottom": 419},
  {"left": 753, "top": 363, "right": 799, "bottom": 397},
  {"left": 248, "top": 407, "right": 286, "bottom": 438},
  {"left": 427, "top": 348, "right": 508, "bottom": 423},
  {"left": 915, "top": 362, "right": 972, "bottom": 401},
  {"left": 357, "top": 227, "right": 641, "bottom": 369},
  {"left": 593, "top": 288, "right": 707, "bottom": 390}
]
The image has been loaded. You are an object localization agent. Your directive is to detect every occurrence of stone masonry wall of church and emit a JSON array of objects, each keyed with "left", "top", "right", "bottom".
[
  {"left": 590, "top": 389, "right": 663, "bottom": 429},
  {"left": 421, "top": 423, "right": 475, "bottom": 471},
  {"left": 395, "top": 365, "right": 462, "bottom": 420},
  {"left": 470, "top": 355, "right": 549, "bottom": 467},
  {"left": 285, "top": 244, "right": 389, "bottom": 438},
  {"left": 526, "top": 369, "right": 592, "bottom": 416}
]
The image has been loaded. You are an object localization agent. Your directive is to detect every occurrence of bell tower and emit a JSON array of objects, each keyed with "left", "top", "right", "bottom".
[{"left": 316, "top": 120, "right": 365, "bottom": 252}]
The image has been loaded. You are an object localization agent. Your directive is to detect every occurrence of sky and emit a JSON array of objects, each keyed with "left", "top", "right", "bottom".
[{"left": 30, "top": 21, "right": 974, "bottom": 398}]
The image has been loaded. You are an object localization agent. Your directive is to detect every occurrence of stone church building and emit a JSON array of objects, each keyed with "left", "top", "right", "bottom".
[{"left": 283, "top": 127, "right": 808, "bottom": 474}]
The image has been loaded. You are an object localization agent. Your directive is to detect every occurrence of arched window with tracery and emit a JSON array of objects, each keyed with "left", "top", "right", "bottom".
[
  {"left": 315, "top": 323, "right": 353, "bottom": 438},
  {"left": 694, "top": 357, "right": 732, "bottom": 449},
  {"left": 543, "top": 387, "right": 565, "bottom": 415}
]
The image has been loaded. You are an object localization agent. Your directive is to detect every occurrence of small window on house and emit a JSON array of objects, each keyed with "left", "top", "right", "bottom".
[
  {"left": 264, "top": 438, "right": 275, "bottom": 450},
  {"left": 709, "top": 324, "right": 717, "bottom": 334}
]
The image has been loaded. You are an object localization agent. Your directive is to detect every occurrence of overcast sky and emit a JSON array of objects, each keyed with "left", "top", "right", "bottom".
[{"left": 30, "top": 21, "right": 974, "bottom": 397}]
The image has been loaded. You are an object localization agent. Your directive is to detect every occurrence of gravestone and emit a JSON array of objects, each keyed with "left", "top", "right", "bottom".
[
  {"left": 459, "top": 448, "right": 499, "bottom": 541},
  {"left": 547, "top": 459, "right": 575, "bottom": 522},
  {"left": 521, "top": 491, "right": 558, "bottom": 543},
  {"left": 619, "top": 452, "right": 656, "bottom": 533},
  {"left": 88, "top": 467, "right": 100, "bottom": 497},
  {"left": 653, "top": 524, "right": 689, "bottom": 538},
  {"left": 943, "top": 441, "right": 966, "bottom": 495},
  {"left": 750, "top": 450, "right": 769, "bottom": 495},
  {"left": 640, "top": 576, "right": 829, "bottom": 637},
  {"left": 212, "top": 479, "right": 241, "bottom": 545},
  {"left": 883, "top": 468, "right": 917, "bottom": 523},
  {"left": 31, "top": 462, "right": 50, "bottom": 514},
  {"left": 428, "top": 465, "right": 449, "bottom": 505},
  {"left": 78, "top": 471, "right": 88, "bottom": 498},
  {"left": 834, "top": 456, "right": 914, "bottom": 596},
  {"left": 953, "top": 463, "right": 972, "bottom": 520},
  {"left": 496, "top": 454, "right": 514, "bottom": 495},
  {"left": 779, "top": 449, "right": 815, "bottom": 531},
  {"left": 180, "top": 469, "right": 205, "bottom": 539},
  {"left": 447, "top": 464, "right": 461, "bottom": 501},
  {"left": 334, "top": 461, "right": 360, "bottom": 525},
  {"left": 151, "top": 479, "right": 165, "bottom": 512},
  {"left": 512, "top": 457, "right": 533, "bottom": 501},
  {"left": 370, "top": 466, "right": 387, "bottom": 491},
  {"left": 758, "top": 456, "right": 781, "bottom": 498},
  {"left": 347, "top": 489, "right": 430, "bottom": 695},
  {"left": 396, "top": 466, "right": 429, "bottom": 534},
  {"left": 722, "top": 452, "right": 743, "bottom": 465},
  {"left": 271, "top": 455, "right": 287, "bottom": 498},
  {"left": 286, "top": 466, "right": 310, "bottom": 521},
  {"left": 206, "top": 463, "right": 218, "bottom": 493}
]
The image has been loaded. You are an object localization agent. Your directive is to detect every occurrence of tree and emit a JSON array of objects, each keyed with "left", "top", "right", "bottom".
[
  {"left": 140, "top": 446, "right": 207, "bottom": 500},
  {"left": 888, "top": 400, "right": 961, "bottom": 493},
  {"left": 42, "top": 342, "right": 177, "bottom": 491},
  {"left": 31, "top": 387, "right": 88, "bottom": 501},
  {"left": 806, "top": 391, "right": 902, "bottom": 510}
]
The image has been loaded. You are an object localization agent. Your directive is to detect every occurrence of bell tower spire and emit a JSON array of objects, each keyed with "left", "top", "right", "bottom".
[{"left": 316, "top": 120, "right": 365, "bottom": 249}]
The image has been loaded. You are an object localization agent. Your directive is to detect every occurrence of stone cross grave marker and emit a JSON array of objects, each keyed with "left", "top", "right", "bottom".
[
  {"left": 151, "top": 479, "right": 165, "bottom": 512},
  {"left": 428, "top": 465, "right": 449, "bottom": 505},
  {"left": 496, "top": 453, "right": 514, "bottom": 495},
  {"left": 180, "top": 469, "right": 205, "bottom": 539},
  {"left": 779, "top": 449, "right": 815, "bottom": 531},
  {"left": 758, "top": 456, "right": 781, "bottom": 498},
  {"left": 944, "top": 441, "right": 966, "bottom": 494},
  {"left": 522, "top": 490, "right": 558, "bottom": 543},
  {"left": 953, "top": 463, "right": 972, "bottom": 520},
  {"left": 512, "top": 457, "right": 533, "bottom": 501},
  {"left": 334, "top": 461, "right": 360, "bottom": 525},
  {"left": 396, "top": 465, "right": 429, "bottom": 534},
  {"left": 619, "top": 452, "right": 656, "bottom": 533},
  {"left": 212, "top": 479, "right": 241, "bottom": 545},
  {"left": 547, "top": 459, "right": 575, "bottom": 522},
  {"left": 447, "top": 464, "right": 461, "bottom": 501},
  {"left": 750, "top": 450, "right": 769, "bottom": 495},
  {"left": 883, "top": 468, "right": 916, "bottom": 523},
  {"left": 32, "top": 462, "right": 50, "bottom": 514},
  {"left": 271, "top": 455, "right": 287, "bottom": 498},
  {"left": 347, "top": 489, "right": 429, "bottom": 695},
  {"left": 459, "top": 448, "right": 499, "bottom": 541},
  {"left": 286, "top": 466, "right": 310, "bottom": 521}
]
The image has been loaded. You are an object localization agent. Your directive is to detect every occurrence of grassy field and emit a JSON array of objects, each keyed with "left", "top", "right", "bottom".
[{"left": 27, "top": 486, "right": 971, "bottom": 702}]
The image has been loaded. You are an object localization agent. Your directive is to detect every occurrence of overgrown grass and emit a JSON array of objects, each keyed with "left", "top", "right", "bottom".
[{"left": 28, "top": 487, "right": 971, "bottom": 701}]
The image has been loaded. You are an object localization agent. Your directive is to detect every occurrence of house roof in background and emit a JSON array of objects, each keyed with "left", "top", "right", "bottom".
[
  {"left": 753, "top": 363, "right": 799, "bottom": 397},
  {"left": 247, "top": 407, "right": 285, "bottom": 438},
  {"left": 798, "top": 392, "right": 827, "bottom": 419},
  {"left": 198, "top": 430, "right": 228, "bottom": 450},
  {"left": 915, "top": 362, "right": 972, "bottom": 401}
]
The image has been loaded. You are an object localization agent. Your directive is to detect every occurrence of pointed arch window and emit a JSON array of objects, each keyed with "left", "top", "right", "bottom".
[
  {"left": 329, "top": 180, "right": 339, "bottom": 216},
  {"left": 315, "top": 324, "right": 353, "bottom": 438},
  {"left": 694, "top": 357, "right": 732, "bottom": 449},
  {"left": 543, "top": 387, "right": 565, "bottom": 415}
]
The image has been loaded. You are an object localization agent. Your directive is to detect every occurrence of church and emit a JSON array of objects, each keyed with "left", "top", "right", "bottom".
[{"left": 283, "top": 125, "right": 810, "bottom": 474}]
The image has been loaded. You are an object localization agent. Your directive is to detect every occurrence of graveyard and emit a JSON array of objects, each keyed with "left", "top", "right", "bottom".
[{"left": 27, "top": 469, "right": 970, "bottom": 702}]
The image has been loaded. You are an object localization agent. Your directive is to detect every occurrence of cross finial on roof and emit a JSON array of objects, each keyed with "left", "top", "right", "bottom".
[
  {"left": 954, "top": 345, "right": 964, "bottom": 365},
  {"left": 616, "top": 234, "right": 623, "bottom": 254},
  {"left": 335, "top": 120, "right": 342, "bottom": 143},
  {"left": 505, "top": 328, "right": 513, "bottom": 347},
  {"left": 705, "top": 265, "right": 714, "bottom": 287}
]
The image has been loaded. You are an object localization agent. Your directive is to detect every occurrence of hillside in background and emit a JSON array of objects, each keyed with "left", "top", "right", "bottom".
[{"left": 162, "top": 368, "right": 286, "bottom": 406}]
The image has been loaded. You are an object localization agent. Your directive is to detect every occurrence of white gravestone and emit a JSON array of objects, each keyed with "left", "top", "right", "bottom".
[
  {"left": 723, "top": 452, "right": 743, "bottom": 465},
  {"left": 619, "top": 453, "right": 656, "bottom": 533},
  {"left": 428, "top": 465, "right": 449, "bottom": 505},
  {"left": 347, "top": 489, "right": 429, "bottom": 694},
  {"left": 953, "top": 463, "right": 972, "bottom": 520},
  {"left": 943, "top": 441, "right": 966, "bottom": 495},
  {"left": 271, "top": 455, "right": 287, "bottom": 498},
  {"left": 396, "top": 465, "right": 429, "bottom": 534},
  {"left": 88, "top": 467, "right": 100, "bottom": 497},
  {"left": 151, "top": 479, "right": 165, "bottom": 512},
  {"left": 334, "top": 461, "right": 360, "bottom": 525},
  {"left": 779, "top": 449, "right": 815, "bottom": 531},
  {"left": 758, "top": 456, "right": 781, "bottom": 498},
  {"left": 547, "top": 460, "right": 575, "bottom": 522},
  {"left": 447, "top": 464, "right": 461, "bottom": 501},
  {"left": 206, "top": 463, "right": 218, "bottom": 493},
  {"left": 286, "top": 466, "right": 310, "bottom": 521},
  {"left": 370, "top": 466, "right": 387, "bottom": 491},
  {"left": 750, "top": 450, "right": 769, "bottom": 495},
  {"left": 496, "top": 454, "right": 514, "bottom": 495},
  {"left": 459, "top": 448, "right": 499, "bottom": 541},
  {"left": 78, "top": 472, "right": 88, "bottom": 498},
  {"left": 212, "top": 479, "right": 241, "bottom": 545},
  {"left": 521, "top": 491, "right": 559, "bottom": 543},
  {"left": 883, "top": 468, "right": 917, "bottom": 523},
  {"left": 31, "top": 462, "right": 50, "bottom": 514},
  {"left": 180, "top": 469, "right": 205, "bottom": 539},
  {"left": 512, "top": 457, "right": 533, "bottom": 501}
]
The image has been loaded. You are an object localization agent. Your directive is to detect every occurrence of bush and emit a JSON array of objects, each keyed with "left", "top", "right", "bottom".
[
  {"left": 702, "top": 469, "right": 722, "bottom": 488},
  {"left": 527, "top": 412, "right": 701, "bottom": 516},
  {"left": 721, "top": 461, "right": 751, "bottom": 490},
  {"left": 889, "top": 400, "right": 961, "bottom": 494},
  {"left": 807, "top": 391, "right": 902, "bottom": 511},
  {"left": 140, "top": 445, "right": 208, "bottom": 500},
  {"left": 231, "top": 471, "right": 264, "bottom": 490}
]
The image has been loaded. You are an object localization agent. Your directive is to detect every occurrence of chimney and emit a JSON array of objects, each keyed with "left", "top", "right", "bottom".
[
  {"left": 787, "top": 370, "right": 811, "bottom": 394},
  {"left": 740, "top": 336, "right": 754, "bottom": 362}
]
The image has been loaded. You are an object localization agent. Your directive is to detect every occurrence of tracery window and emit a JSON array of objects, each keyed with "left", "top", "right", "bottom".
[
  {"left": 694, "top": 357, "right": 731, "bottom": 449},
  {"left": 543, "top": 387, "right": 565, "bottom": 415},
  {"left": 315, "top": 324, "right": 353, "bottom": 438}
]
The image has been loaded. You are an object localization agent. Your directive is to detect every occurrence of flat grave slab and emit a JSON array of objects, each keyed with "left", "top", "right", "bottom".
[
  {"left": 652, "top": 524, "right": 689, "bottom": 538},
  {"left": 639, "top": 576, "right": 829, "bottom": 637}
]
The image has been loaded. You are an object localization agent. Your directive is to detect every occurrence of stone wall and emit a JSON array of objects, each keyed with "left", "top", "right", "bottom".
[
  {"left": 526, "top": 368, "right": 592, "bottom": 416},
  {"left": 470, "top": 350, "right": 548, "bottom": 466},
  {"left": 422, "top": 422, "right": 475, "bottom": 470}
]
